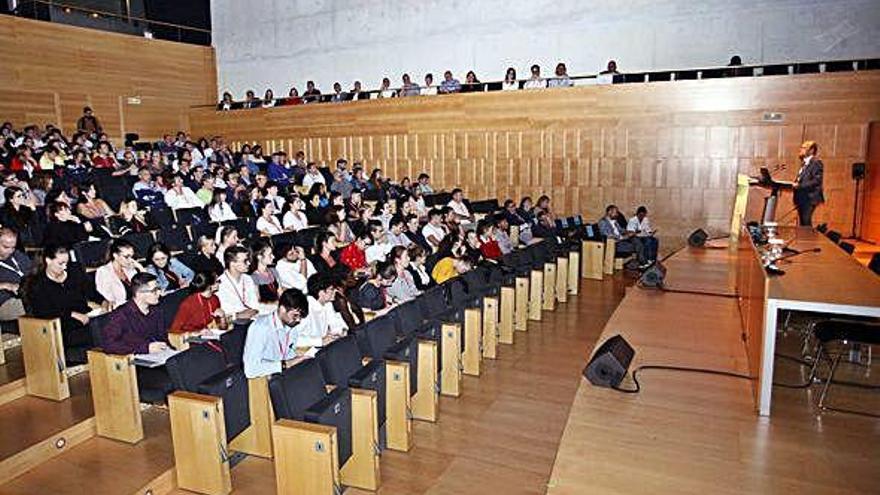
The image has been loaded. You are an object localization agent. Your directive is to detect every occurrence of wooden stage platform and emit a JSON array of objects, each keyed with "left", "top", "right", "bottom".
[{"left": 548, "top": 247, "right": 880, "bottom": 495}]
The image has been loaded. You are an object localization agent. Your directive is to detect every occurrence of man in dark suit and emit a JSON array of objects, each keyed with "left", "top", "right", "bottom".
[{"left": 793, "top": 140, "right": 824, "bottom": 227}]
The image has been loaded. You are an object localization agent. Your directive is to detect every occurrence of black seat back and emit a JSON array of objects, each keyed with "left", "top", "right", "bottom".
[
  {"left": 869, "top": 253, "right": 880, "bottom": 276},
  {"left": 146, "top": 207, "right": 175, "bottom": 230},
  {"left": 121, "top": 231, "right": 155, "bottom": 260},
  {"left": 317, "top": 336, "right": 387, "bottom": 426},
  {"left": 166, "top": 343, "right": 228, "bottom": 391},
  {"left": 158, "top": 225, "right": 193, "bottom": 252},
  {"left": 353, "top": 313, "right": 399, "bottom": 358},
  {"left": 220, "top": 322, "right": 250, "bottom": 367},
  {"left": 73, "top": 239, "right": 110, "bottom": 270},
  {"left": 268, "top": 360, "right": 353, "bottom": 466}
]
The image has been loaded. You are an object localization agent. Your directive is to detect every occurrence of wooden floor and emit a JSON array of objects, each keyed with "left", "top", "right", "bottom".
[{"left": 548, "top": 247, "right": 880, "bottom": 495}]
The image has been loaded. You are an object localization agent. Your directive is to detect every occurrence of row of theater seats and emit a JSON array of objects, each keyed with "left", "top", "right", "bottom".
[{"left": 72, "top": 235, "right": 580, "bottom": 494}]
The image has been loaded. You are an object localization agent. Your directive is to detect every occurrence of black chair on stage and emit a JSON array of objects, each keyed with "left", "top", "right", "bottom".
[
  {"left": 808, "top": 319, "right": 880, "bottom": 416},
  {"left": 839, "top": 241, "right": 855, "bottom": 255}
]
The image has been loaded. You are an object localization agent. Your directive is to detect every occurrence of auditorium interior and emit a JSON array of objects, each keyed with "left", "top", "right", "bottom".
[{"left": 1, "top": 1, "right": 879, "bottom": 494}]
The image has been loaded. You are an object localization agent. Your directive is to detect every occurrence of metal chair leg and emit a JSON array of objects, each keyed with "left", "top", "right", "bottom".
[{"left": 817, "top": 353, "right": 842, "bottom": 411}]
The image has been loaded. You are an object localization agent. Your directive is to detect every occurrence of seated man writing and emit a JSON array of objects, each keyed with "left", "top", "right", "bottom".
[
  {"left": 626, "top": 206, "right": 659, "bottom": 264},
  {"left": 598, "top": 204, "right": 649, "bottom": 269},
  {"left": 243, "top": 288, "right": 310, "bottom": 378},
  {"left": 101, "top": 272, "right": 169, "bottom": 355}
]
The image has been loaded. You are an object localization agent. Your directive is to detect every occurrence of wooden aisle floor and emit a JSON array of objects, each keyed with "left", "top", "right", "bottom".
[
  {"left": 165, "top": 277, "right": 629, "bottom": 495},
  {"left": 548, "top": 247, "right": 880, "bottom": 495}
]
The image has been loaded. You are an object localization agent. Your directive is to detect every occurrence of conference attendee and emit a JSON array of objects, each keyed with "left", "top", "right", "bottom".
[
  {"left": 266, "top": 152, "right": 292, "bottom": 188},
  {"left": 502, "top": 199, "right": 526, "bottom": 226},
  {"left": 523, "top": 64, "right": 546, "bottom": 89},
  {"left": 431, "top": 255, "right": 471, "bottom": 285},
  {"left": 461, "top": 71, "right": 482, "bottom": 93},
  {"left": 598, "top": 204, "right": 648, "bottom": 268},
  {"left": 0, "top": 228, "right": 31, "bottom": 321},
  {"left": 404, "top": 214, "right": 431, "bottom": 250},
  {"left": 111, "top": 200, "right": 148, "bottom": 236},
  {"left": 422, "top": 73, "right": 438, "bottom": 96},
  {"left": 168, "top": 271, "right": 225, "bottom": 334},
  {"left": 208, "top": 190, "right": 237, "bottom": 222},
  {"left": 242, "top": 288, "right": 310, "bottom": 378},
  {"left": 447, "top": 188, "right": 475, "bottom": 224},
  {"left": 144, "top": 242, "right": 194, "bottom": 293},
  {"left": 242, "top": 90, "right": 259, "bottom": 109},
  {"left": 218, "top": 92, "right": 234, "bottom": 111},
  {"left": 439, "top": 70, "right": 461, "bottom": 94},
  {"left": 626, "top": 206, "right": 659, "bottom": 263},
  {"left": 213, "top": 226, "right": 239, "bottom": 265},
  {"left": 387, "top": 246, "right": 421, "bottom": 303},
  {"left": 303, "top": 81, "right": 321, "bottom": 103},
  {"left": 377, "top": 77, "right": 396, "bottom": 98},
  {"left": 532, "top": 211, "right": 559, "bottom": 239},
  {"left": 477, "top": 221, "right": 503, "bottom": 260},
  {"left": 256, "top": 199, "right": 284, "bottom": 236},
  {"left": 300, "top": 163, "right": 324, "bottom": 191},
  {"left": 548, "top": 62, "right": 574, "bottom": 87},
  {"left": 189, "top": 235, "right": 224, "bottom": 276},
  {"left": 372, "top": 200, "right": 394, "bottom": 231},
  {"left": 387, "top": 215, "right": 412, "bottom": 247},
  {"left": 330, "top": 170, "right": 353, "bottom": 199},
  {"left": 502, "top": 67, "right": 518, "bottom": 91},
  {"left": 275, "top": 243, "right": 315, "bottom": 292},
  {"left": 406, "top": 244, "right": 434, "bottom": 291},
  {"left": 282, "top": 196, "right": 309, "bottom": 231},
  {"left": 355, "top": 261, "right": 397, "bottom": 311},
  {"left": 350, "top": 166, "right": 368, "bottom": 191},
  {"left": 534, "top": 195, "right": 553, "bottom": 218},
  {"left": 494, "top": 215, "right": 514, "bottom": 254},
  {"left": 217, "top": 245, "right": 260, "bottom": 320},
  {"left": 399, "top": 73, "right": 420, "bottom": 97},
  {"left": 728, "top": 55, "right": 743, "bottom": 66},
  {"left": 76, "top": 106, "right": 102, "bottom": 136},
  {"left": 101, "top": 272, "right": 169, "bottom": 355},
  {"left": 195, "top": 173, "right": 215, "bottom": 206},
  {"left": 91, "top": 141, "right": 120, "bottom": 170},
  {"left": 349, "top": 81, "right": 369, "bottom": 100},
  {"left": 261, "top": 89, "right": 276, "bottom": 108},
  {"left": 463, "top": 230, "right": 484, "bottom": 264},
  {"left": 421, "top": 208, "right": 447, "bottom": 250},
  {"left": 793, "top": 140, "right": 824, "bottom": 227},
  {"left": 326, "top": 207, "right": 354, "bottom": 244},
  {"left": 339, "top": 229, "right": 370, "bottom": 274},
  {"left": 0, "top": 187, "right": 36, "bottom": 244},
  {"left": 26, "top": 245, "right": 93, "bottom": 356},
  {"left": 250, "top": 239, "right": 281, "bottom": 304},
  {"left": 518, "top": 196, "right": 536, "bottom": 224},
  {"left": 96, "top": 239, "right": 145, "bottom": 309},
  {"left": 164, "top": 173, "right": 202, "bottom": 210},
  {"left": 600, "top": 60, "right": 620, "bottom": 75},
  {"left": 132, "top": 167, "right": 165, "bottom": 197},
  {"left": 366, "top": 221, "right": 393, "bottom": 264},
  {"left": 76, "top": 182, "right": 114, "bottom": 223},
  {"left": 301, "top": 274, "right": 348, "bottom": 343},
  {"left": 416, "top": 173, "right": 434, "bottom": 195}
]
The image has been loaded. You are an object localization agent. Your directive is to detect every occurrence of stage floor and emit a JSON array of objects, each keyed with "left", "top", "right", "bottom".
[{"left": 547, "top": 247, "right": 880, "bottom": 495}]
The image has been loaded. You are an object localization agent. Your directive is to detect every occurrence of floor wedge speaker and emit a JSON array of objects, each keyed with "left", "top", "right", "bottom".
[{"left": 582, "top": 335, "right": 635, "bottom": 388}]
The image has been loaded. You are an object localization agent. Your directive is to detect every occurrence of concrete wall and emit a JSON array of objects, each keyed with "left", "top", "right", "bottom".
[{"left": 211, "top": 0, "right": 880, "bottom": 97}]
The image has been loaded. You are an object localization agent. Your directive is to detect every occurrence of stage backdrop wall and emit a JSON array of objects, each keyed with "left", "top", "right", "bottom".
[
  {"left": 210, "top": 0, "right": 880, "bottom": 96},
  {"left": 0, "top": 15, "right": 217, "bottom": 142},
  {"left": 189, "top": 72, "right": 880, "bottom": 250}
]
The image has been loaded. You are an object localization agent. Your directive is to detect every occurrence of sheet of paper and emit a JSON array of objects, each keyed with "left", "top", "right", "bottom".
[{"left": 133, "top": 348, "right": 181, "bottom": 368}]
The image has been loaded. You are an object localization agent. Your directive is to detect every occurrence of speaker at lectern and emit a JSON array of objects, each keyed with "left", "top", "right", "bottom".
[{"left": 751, "top": 166, "right": 794, "bottom": 224}]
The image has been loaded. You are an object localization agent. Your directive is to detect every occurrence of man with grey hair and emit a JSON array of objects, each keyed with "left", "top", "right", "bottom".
[{"left": 0, "top": 228, "right": 31, "bottom": 321}]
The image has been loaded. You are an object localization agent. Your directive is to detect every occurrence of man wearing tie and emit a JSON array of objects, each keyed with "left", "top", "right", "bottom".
[{"left": 793, "top": 140, "right": 824, "bottom": 227}]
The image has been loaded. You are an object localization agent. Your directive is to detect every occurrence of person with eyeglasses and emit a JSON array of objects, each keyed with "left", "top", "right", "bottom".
[
  {"left": 168, "top": 271, "right": 226, "bottom": 335},
  {"left": 100, "top": 272, "right": 170, "bottom": 355},
  {"left": 95, "top": 239, "right": 145, "bottom": 310},
  {"left": 242, "top": 287, "right": 311, "bottom": 378},
  {"left": 217, "top": 245, "right": 260, "bottom": 321}
]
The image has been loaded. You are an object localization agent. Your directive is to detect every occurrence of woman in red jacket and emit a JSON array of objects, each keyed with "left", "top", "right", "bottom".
[
  {"left": 478, "top": 220, "right": 503, "bottom": 260},
  {"left": 169, "top": 271, "right": 226, "bottom": 334}
]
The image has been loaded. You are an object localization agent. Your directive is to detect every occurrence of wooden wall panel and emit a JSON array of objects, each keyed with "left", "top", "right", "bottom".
[
  {"left": 0, "top": 16, "right": 215, "bottom": 142},
  {"left": 190, "top": 72, "right": 880, "bottom": 250}
]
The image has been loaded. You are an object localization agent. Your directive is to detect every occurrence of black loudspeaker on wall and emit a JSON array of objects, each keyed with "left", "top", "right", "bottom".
[
  {"left": 582, "top": 335, "right": 635, "bottom": 388},
  {"left": 852, "top": 162, "right": 866, "bottom": 180},
  {"left": 687, "top": 228, "right": 709, "bottom": 247}
]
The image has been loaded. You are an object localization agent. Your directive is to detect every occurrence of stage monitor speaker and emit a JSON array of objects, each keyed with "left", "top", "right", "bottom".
[
  {"left": 852, "top": 162, "right": 866, "bottom": 180},
  {"left": 582, "top": 335, "right": 635, "bottom": 388},
  {"left": 639, "top": 261, "right": 667, "bottom": 288},
  {"left": 687, "top": 229, "right": 709, "bottom": 247}
]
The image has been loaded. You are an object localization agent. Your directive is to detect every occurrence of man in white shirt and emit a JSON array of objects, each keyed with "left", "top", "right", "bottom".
[
  {"left": 242, "top": 288, "right": 310, "bottom": 378},
  {"left": 387, "top": 216, "right": 412, "bottom": 247},
  {"left": 446, "top": 188, "right": 474, "bottom": 225},
  {"left": 276, "top": 244, "right": 316, "bottom": 292},
  {"left": 523, "top": 64, "right": 546, "bottom": 89},
  {"left": 299, "top": 275, "right": 348, "bottom": 346},
  {"left": 365, "top": 222, "right": 393, "bottom": 264},
  {"left": 217, "top": 246, "right": 260, "bottom": 321},
  {"left": 547, "top": 62, "right": 574, "bottom": 88},
  {"left": 421, "top": 209, "right": 447, "bottom": 250},
  {"left": 302, "top": 162, "right": 326, "bottom": 190},
  {"left": 421, "top": 73, "right": 438, "bottom": 96},
  {"left": 163, "top": 173, "right": 202, "bottom": 210},
  {"left": 626, "top": 206, "right": 658, "bottom": 263}
]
